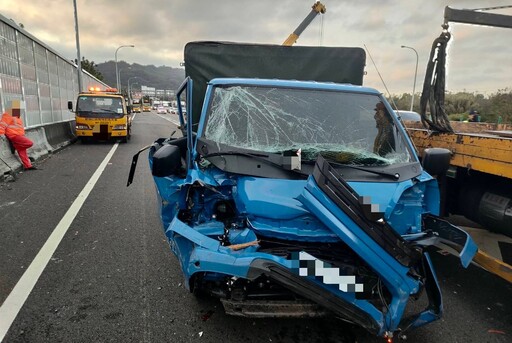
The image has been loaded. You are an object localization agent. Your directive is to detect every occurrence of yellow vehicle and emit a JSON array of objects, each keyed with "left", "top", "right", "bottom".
[
  {"left": 407, "top": 6, "right": 512, "bottom": 283},
  {"left": 282, "top": 1, "right": 326, "bottom": 46},
  {"left": 142, "top": 99, "right": 151, "bottom": 112},
  {"left": 132, "top": 98, "right": 141, "bottom": 113},
  {"left": 68, "top": 87, "right": 132, "bottom": 143}
]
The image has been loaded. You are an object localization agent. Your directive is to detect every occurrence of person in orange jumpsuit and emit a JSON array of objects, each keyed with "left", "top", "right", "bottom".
[{"left": 0, "top": 100, "right": 36, "bottom": 170}]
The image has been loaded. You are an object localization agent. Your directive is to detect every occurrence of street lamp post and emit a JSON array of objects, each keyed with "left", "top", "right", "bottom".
[
  {"left": 130, "top": 83, "right": 140, "bottom": 101},
  {"left": 115, "top": 45, "right": 134, "bottom": 91},
  {"left": 118, "top": 67, "right": 131, "bottom": 93},
  {"left": 72, "top": 0, "right": 83, "bottom": 92},
  {"left": 128, "top": 77, "right": 139, "bottom": 98},
  {"left": 119, "top": 68, "right": 124, "bottom": 93},
  {"left": 401, "top": 45, "right": 419, "bottom": 112},
  {"left": 131, "top": 82, "right": 139, "bottom": 90}
]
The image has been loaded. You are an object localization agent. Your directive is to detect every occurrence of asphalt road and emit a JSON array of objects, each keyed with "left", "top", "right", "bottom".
[{"left": 0, "top": 112, "right": 510, "bottom": 343}]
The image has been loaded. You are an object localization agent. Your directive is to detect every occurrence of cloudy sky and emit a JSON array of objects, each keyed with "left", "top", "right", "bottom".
[{"left": 2, "top": 0, "right": 511, "bottom": 95}]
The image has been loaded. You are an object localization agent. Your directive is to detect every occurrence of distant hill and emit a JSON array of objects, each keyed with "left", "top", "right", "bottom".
[{"left": 96, "top": 61, "right": 185, "bottom": 92}]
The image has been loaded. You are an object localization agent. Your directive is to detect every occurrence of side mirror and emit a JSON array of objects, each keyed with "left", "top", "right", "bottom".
[
  {"left": 422, "top": 148, "right": 451, "bottom": 176},
  {"left": 152, "top": 144, "right": 183, "bottom": 177},
  {"left": 127, "top": 105, "right": 132, "bottom": 114},
  {"left": 67, "top": 101, "right": 73, "bottom": 111}
]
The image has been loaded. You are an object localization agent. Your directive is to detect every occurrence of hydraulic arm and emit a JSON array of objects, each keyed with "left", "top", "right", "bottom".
[
  {"left": 420, "top": 6, "right": 512, "bottom": 132},
  {"left": 444, "top": 6, "right": 512, "bottom": 28},
  {"left": 282, "top": 1, "right": 326, "bottom": 46}
]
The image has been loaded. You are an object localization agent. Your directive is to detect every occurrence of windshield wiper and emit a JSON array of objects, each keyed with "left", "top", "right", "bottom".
[
  {"left": 303, "top": 159, "right": 399, "bottom": 180},
  {"left": 201, "top": 151, "right": 307, "bottom": 175},
  {"left": 332, "top": 163, "right": 400, "bottom": 180}
]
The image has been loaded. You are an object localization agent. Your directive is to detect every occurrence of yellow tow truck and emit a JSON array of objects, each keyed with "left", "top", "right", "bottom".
[
  {"left": 407, "top": 6, "right": 512, "bottom": 282},
  {"left": 68, "top": 87, "right": 132, "bottom": 143},
  {"left": 142, "top": 99, "right": 151, "bottom": 112},
  {"left": 131, "top": 98, "right": 141, "bottom": 113}
]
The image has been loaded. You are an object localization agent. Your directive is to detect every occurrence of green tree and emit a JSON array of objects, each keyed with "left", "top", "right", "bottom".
[
  {"left": 387, "top": 89, "right": 512, "bottom": 124},
  {"left": 76, "top": 58, "right": 104, "bottom": 81}
]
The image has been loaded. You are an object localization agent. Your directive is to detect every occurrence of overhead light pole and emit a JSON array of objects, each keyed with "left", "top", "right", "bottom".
[
  {"left": 118, "top": 67, "right": 131, "bottom": 93},
  {"left": 72, "top": 0, "right": 83, "bottom": 92},
  {"left": 119, "top": 68, "right": 124, "bottom": 92},
  {"left": 115, "top": 45, "right": 134, "bottom": 91},
  {"left": 128, "top": 76, "right": 139, "bottom": 98},
  {"left": 401, "top": 45, "right": 419, "bottom": 111}
]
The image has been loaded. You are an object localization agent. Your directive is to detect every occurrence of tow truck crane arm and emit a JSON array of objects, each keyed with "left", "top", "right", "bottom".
[
  {"left": 282, "top": 1, "right": 326, "bottom": 46},
  {"left": 416, "top": 6, "right": 512, "bottom": 284},
  {"left": 444, "top": 6, "right": 512, "bottom": 29},
  {"left": 420, "top": 6, "right": 512, "bottom": 133}
]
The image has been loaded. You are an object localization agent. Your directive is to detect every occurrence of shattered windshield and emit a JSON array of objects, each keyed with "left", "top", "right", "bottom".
[
  {"left": 203, "top": 85, "right": 413, "bottom": 166},
  {"left": 76, "top": 96, "right": 124, "bottom": 118}
]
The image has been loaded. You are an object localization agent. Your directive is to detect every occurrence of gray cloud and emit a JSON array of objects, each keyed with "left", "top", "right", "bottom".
[{"left": 2, "top": 0, "right": 511, "bottom": 94}]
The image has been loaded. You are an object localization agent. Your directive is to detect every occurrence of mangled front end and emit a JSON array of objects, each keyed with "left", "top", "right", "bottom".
[{"left": 149, "top": 141, "right": 476, "bottom": 338}]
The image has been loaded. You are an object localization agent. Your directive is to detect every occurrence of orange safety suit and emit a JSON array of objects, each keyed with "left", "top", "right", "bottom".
[
  {"left": 1, "top": 112, "right": 33, "bottom": 169},
  {"left": 0, "top": 113, "right": 7, "bottom": 135}
]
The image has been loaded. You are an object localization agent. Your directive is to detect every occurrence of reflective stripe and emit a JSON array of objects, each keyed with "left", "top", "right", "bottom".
[{"left": 5, "top": 117, "right": 25, "bottom": 136}]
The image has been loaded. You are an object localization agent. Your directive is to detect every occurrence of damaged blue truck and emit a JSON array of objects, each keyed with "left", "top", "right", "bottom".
[{"left": 127, "top": 42, "right": 477, "bottom": 340}]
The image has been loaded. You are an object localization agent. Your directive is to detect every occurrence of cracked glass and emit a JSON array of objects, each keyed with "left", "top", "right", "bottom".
[{"left": 203, "top": 85, "right": 413, "bottom": 165}]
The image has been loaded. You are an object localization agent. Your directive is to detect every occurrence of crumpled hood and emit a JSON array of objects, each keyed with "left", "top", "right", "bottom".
[{"left": 233, "top": 173, "right": 439, "bottom": 236}]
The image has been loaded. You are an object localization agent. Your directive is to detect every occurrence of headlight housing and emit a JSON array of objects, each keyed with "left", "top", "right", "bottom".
[{"left": 76, "top": 124, "right": 90, "bottom": 130}]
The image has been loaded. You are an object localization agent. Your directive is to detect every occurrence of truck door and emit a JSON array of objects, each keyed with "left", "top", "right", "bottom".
[{"left": 176, "top": 77, "right": 194, "bottom": 168}]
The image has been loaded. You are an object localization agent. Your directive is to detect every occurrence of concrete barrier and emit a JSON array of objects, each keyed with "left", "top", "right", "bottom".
[
  {"left": 0, "top": 136, "right": 21, "bottom": 176},
  {"left": 0, "top": 120, "right": 76, "bottom": 178},
  {"left": 25, "top": 127, "right": 54, "bottom": 161},
  {"left": 44, "top": 121, "right": 77, "bottom": 150}
]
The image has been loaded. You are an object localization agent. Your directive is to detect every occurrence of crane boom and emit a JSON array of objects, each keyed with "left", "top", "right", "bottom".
[
  {"left": 444, "top": 6, "right": 512, "bottom": 29},
  {"left": 419, "top": 6, "right": 512, "bottom": 133},
  {"left": 283, "top": 1, "right": 326, "bottom": 46}
]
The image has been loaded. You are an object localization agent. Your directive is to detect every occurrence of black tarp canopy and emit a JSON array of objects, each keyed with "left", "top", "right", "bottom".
[{"left": 184, "top": 41, "right": 366, "bottom": 125}]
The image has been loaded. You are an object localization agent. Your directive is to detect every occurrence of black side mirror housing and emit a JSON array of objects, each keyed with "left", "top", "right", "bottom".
[
  {"left": 152, "top": 144, "right": 183, "bottom": 177},
  {"left": 67, "top": 101, "right": 73, "bottom": 111},
  {"left": 422, "top": 148, "right": 451, "bottom": 176},
  {"left": 127, "top": 105, "right": 132, "bottom": 114}
]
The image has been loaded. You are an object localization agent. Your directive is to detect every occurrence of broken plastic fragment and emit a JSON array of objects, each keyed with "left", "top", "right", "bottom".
[{"left": 227, "top": 240, "right": 260, "bottom": 251}]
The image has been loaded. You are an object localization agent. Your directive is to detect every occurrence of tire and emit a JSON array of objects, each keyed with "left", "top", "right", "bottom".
[{"left": 122, "top": 127, "right": 131, "bottom": 143}]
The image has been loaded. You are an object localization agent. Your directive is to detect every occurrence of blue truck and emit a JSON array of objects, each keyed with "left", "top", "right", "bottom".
[{"left": 128, "top": 42, "right": 477, "bottom": 339}]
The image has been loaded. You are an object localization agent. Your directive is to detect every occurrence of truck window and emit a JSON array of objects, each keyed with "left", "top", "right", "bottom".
[
  {"left": 204, "top": 85, "right": 413, "bottom": 164},
  {"left": 76, "top": 96, "right": 124, "bottom": 118},
  {"left": 203, "top": 85, "right": 413, "bottom": 165}
]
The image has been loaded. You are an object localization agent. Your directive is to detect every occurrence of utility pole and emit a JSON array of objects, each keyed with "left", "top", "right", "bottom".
[
  {"left": 401, "top": 45, "right": 419, "bottom": 111},
  {"left": 72, "top": 0, "right": 83, "bottom": 92},
  {"left": 115, "top": 45, "right": 134, "bottom": 90}
]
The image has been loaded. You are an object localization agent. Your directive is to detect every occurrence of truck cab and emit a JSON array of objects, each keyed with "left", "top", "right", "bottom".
[{"left": 68, "top": 87, "right": 132, "bottom": 143}]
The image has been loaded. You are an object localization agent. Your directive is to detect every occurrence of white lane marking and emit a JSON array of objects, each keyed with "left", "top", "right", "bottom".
[
  {"left": 0, "top": 201, "right": 16, "bottom": 209},
  {"left": 155, "top": 113, "right": 181, "bottom": 126},
  {"left": 0, "top": 143, "right": 119, "bottom": 342}
]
